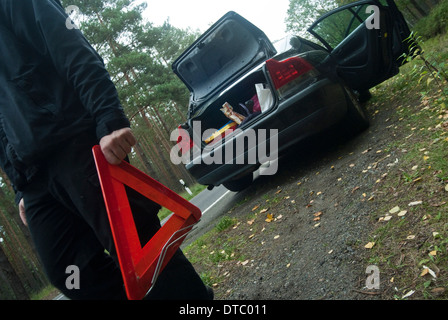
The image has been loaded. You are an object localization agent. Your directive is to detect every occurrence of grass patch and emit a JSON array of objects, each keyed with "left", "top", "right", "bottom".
[
  {"left": 183, "top": 216, "right": 244, "bottom": 288},
  {"left": 413, "top": 0, "right": 448, "bottom": 40},
  {"left": 157, "top": 183, "right": 207, "bottom": 221},
  {"left": 32, "top": 285, "right": 59, "bottom": 300},
  {"left": 365, "top": 32, "right": 448, "bottom": 299}
]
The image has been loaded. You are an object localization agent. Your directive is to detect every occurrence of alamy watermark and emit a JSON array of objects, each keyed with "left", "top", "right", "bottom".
[
  {"left": 366, "top": 5, "right": 380, "bottom": 30},
  {"left": 65, "top": 265, "right": 80, "bottom": 290},
  {"left": 65, "top": 5, "right": 80, "bottom": 30},
  {"left": 365, "top": 265, "right": 380, "bottom": 290},
  {"left": 170, "top": 121, "right": 279, "bottom": 176}
]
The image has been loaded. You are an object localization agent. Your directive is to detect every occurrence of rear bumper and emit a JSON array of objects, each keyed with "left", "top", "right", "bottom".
[{"left": 187, "top": 78, "right": 348, "bottom": 186}]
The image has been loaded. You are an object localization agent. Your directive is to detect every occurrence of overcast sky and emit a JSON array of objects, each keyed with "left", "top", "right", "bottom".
[{"left": 141, "top": 0, "right": 290, "bottom": 41}]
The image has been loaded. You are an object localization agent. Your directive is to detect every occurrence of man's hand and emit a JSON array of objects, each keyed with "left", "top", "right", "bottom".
[
  {"left": 99, "top": 128, "right": 137, "bottom": 165},
  {"left": 19, "top": 198, "right": 27, "bottom": 226}
]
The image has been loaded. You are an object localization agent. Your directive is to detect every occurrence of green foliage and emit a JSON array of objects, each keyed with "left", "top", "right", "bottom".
[
  {"left": 413, "top": 0, "right": 448, "bottom": 39},
  {"left": 215, "top": 216, "right": 238, "bottom": 232},
  {"left": 285, "top": 0, "right": 338, "bottom": 38}
]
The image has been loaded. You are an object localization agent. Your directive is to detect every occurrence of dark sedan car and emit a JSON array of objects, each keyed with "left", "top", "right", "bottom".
[{"left": 172, "top": 0, "right": 413, "bottom": 192}]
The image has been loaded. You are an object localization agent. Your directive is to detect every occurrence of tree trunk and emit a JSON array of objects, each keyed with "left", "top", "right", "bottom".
[
  {"left": 409, "top": 0, "right": 429, "bottom": 17},
  {"left": 0, "top": 244, "right": 29, "bottom": 300}
]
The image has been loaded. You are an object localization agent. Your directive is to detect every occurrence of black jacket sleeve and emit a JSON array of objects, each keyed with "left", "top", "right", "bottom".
[{"left": 0, "top": 0, "right": 130, "bottom": 140}]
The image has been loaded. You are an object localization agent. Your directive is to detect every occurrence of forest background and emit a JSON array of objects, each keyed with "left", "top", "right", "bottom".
[{"left": 0, "top": 0, "right": 444, "bottom": 299}]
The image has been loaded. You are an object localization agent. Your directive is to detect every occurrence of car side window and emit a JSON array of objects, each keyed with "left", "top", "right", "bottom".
[{"left": 309, "top": 4, "right": 375, "bottom": 51}]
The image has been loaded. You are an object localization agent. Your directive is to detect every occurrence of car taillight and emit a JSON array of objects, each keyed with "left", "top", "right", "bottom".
[{"left": 266, "top": 57, "right": 314, "bottom": 90}]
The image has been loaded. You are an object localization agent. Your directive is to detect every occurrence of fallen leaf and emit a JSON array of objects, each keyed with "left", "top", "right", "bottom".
[
  {"left": 430, "top": 201, "right": 446, "bottom": 207},
  {"left": 383, "top": 215, "right": 393, "bottom": 221},
  {"left": 241, "top": 260, "right": 249, "bottom": 266},
  {"left": 408, "top": 200, "right": 423, "bottom": 207},
  {"left": 352, "top": 186, "right": 360, "bottom": 193},
  {"left": 362, "top": 148, "right": 372, "bottom": 154},
  {"left": 364, "top": 242, "right": 375, "bottom": 249},
  {"left": 398, "top": 210, "right": 408, "bottom": 217},
  {"left": 431, "top": 288, "right": 446, "bottom": 296},
  {"left": 286, "top": 263, "right": 291, "bottom": 268},
  {"left": 389, "top": 206, "right": 400, "bottom": 214},
  {"left": 429, "top": 250, "right": 437, "bottom": 256},
  {"left": 251, "top": 205, "right": 260, "bottom": 212},
  {"left": 412, "top": 177, "right": 422, "bottom": 183},
  {"left": 275, "top": 189, "right": 282, "bottom": 194},
  {"left": 406, "top": 235, "right": 416, "bottom": 240},
  {"left": 314, "top": 211, "right": 323, "bottom": 217},
  {"left": 313, "top": 217, "right": 321, "bottom": 221},
  {"left": 422, "top": 266, "right": 437, "bottom": 278},
  {"left": 402, "top": 290, "right": 415, "bottom": 299},
  {"left": 247, "top": 219, "right": 255, "bottom": 225},
  {"left": 274, "top": 235, "right": 280, "bottom": 240},
  {"left": 265, "top": 214, "right": 274, "bottom": 223},
  {"left": 259, "top": 208, "right": 268, "bottom": 214}
]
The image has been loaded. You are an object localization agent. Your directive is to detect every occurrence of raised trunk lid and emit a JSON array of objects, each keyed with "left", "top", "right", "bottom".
[{"left": 172, "top": 11, "right": 277, "bottom": 100}]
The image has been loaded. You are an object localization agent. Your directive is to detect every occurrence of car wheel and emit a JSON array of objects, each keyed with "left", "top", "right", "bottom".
[
  {"left": 344, "top": 87, "right": 369, "bottom": 134},
  {"left": 223, "top": 174, "right": 253, "bottom": 192}
]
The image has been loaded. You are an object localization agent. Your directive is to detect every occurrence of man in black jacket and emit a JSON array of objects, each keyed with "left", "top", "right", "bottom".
[{"left": 0, "top": 0, "right": 211, "bottom": 300}]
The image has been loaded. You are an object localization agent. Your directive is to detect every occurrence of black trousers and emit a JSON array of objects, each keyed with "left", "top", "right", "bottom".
[{"left": 22, "top": 134, "right": 210, "bottom": 300}]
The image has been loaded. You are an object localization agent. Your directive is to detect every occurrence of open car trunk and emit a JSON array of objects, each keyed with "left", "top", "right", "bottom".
[
  {"left": 190, "top": 68, "right": 275, "bottom": 146},
  {"left": 172, "top": 11, "right": 277, "bottom": 147}
]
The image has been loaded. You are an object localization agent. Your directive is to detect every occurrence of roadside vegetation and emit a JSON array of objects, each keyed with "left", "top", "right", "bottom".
[{"left": 363, "top": 31, "right": 448, "bottom": 299}]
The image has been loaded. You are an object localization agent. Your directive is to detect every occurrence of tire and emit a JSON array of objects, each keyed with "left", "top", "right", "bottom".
[
  {"left": 223, "top": 174, "right": 253, "bottom": 192},
  {"left": 343, "top": 88, "right": 370, "bottom": 134}
]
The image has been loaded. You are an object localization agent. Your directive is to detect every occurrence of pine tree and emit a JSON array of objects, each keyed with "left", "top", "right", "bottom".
[{"left": 62, "top": 0, "right": 198, "bottom": 190}]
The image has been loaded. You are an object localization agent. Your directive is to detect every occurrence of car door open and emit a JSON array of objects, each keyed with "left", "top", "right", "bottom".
[{"left": 308, "top": 0, "right": 412, "bottom": 91}]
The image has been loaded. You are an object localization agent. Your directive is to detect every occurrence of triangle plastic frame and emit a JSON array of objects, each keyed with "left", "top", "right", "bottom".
[{"left": 92, "top": 145, "right": 201, "bottom": 300}]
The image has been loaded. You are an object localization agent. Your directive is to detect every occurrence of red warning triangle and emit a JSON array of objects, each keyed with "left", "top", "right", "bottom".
[{"left": 92, "top": 145, "right": 201, "bottom": 300}]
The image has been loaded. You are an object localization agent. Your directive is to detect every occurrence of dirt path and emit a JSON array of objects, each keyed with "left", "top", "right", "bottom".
[{"left": 191, "top": 95, "right": 404, "bottom": 300}]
